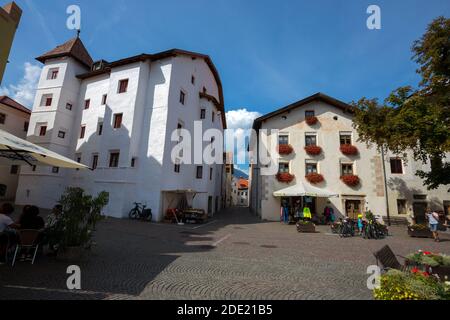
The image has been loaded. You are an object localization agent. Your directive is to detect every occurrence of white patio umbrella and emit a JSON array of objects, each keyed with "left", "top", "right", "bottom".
[
  {"left": 273, "top": 180, "right": 339, "bottom": 198},
  {"left": 0, "top": 129, "right": 88, "bottom": 169}
]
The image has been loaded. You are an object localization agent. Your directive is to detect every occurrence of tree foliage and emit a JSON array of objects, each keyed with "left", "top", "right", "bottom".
[{"left": 352, "top": 17, "right": 450, "bottom": 189}]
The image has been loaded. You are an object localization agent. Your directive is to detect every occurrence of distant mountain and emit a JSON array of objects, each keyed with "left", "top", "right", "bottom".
[{"left": 233, "top": 168, "right": 249, "bottom": 179}]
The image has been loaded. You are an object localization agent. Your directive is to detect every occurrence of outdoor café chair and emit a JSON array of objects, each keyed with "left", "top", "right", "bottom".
[
  {"left": 11, "top": 229, "right": 41, "bottom": 266},
  {"left": 373, "top": 245, "right": 407, "bottom": 272}
]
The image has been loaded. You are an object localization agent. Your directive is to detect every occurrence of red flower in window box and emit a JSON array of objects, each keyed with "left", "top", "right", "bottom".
[
  {"left": 304, "top": 145, "right": 322, "bottom": 155},
  {"left": 340, "top": 144, "right": 358, "bottom": 155},
  {"left": 305, "top": 172, "right": 324, "bottom": 184},
  {"left": 276, "top": 172, "right": 295, "bottom": 183},
  {"left": 341, "top": 174, "right": 360, "bottom": 186},
  {"left": 306, "top": 116, "right": 318, "bottom": 126},
  {"left": 277, "top": 144, "right": 294, "bottom": 155}
]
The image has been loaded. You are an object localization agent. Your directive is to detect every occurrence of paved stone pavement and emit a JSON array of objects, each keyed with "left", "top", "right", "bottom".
[{"left": 1, "top": 207, "right": 449, "bottom": 300}]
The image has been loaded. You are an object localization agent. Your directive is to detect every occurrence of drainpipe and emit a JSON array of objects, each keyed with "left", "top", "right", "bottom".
[{"left": 381, "top": 147, "right": 391, "bottom": 226}]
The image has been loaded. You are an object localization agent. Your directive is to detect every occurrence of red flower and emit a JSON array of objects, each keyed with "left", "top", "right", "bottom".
[
  {"left": 305, "top": 172, "right": 324, "bottom": 184},
  {"left": 422, "top": 272, "right": 430, "bottom": 277},
  {"left": 304, "top": 145, "right": 322, "bottom": 155},
  {"left": 305, "top": 116, "right": 318, "bottom": 126},
  {"left": 340, "top": 144, "right": 358, "bottom": 155},
  {"left": 276, "top": 172, "right": 295, "bottom": 183},
  {"left": 423, "top": 251, "right": 432, "bottom": 255},
  {"left": 340, "top": 175, "right": 360, "bottom": 187},
  {"left": 411, "top": 267, "right": 419, "bottom": 274},
  {"left": 277, "top": 144, "right": 294, "bottom": 155}
]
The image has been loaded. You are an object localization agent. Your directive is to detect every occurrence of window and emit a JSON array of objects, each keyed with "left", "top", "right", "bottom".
[
  {"left": 200, "top": 109, "right": 206, "bottom": 119},
  {"left": 306, "top": 163, "right": 318, "bottom": 175},
  {"left": 113, "top": 113, "right": 123, "bottom": 129},
  {"left": 340, "top": 133, "right": 352, "bottom": 145},
  {"left": 341, "top": 163, "right": 354, "bottom": 175},
  {"left": 390, "top": 158, "right": 403, "bottom": 174},
  {"left": 66, "top": 103, "right": 72, "bottom": 110},
  {"left": 48, "top": 68, "right": 59, "bottom": 80},
  {"left": 101, "top": 94, "right": 107, "bottom": 105},
  {"left": 305, "top": 134, "right": 317, "bottom": 146},
  {"left": 24, "top": 121, "right": 29, "bottom": 132},
  {"left": 32, "top": 165, "right": 36, "bottom": 172},
  {"left": 92, "top": 154, "right": 98, "bottom": 170},
  {"left": 278, "top": 135, "right": 289, "bottom": 145},
  {"left": 209, "top": 167, "right": 213, "bottom": 180},
  {"left": 179, "top": 90, "right": 185, "bottom": 105},
  {"left": 177, "top": 123, "right": 183, "bottom": 130},
  {"left": 39, "top": 125, "right": 47, "bottom": 136},
  {"left": 212, "top": 111, "right": 215, "bottom": 123},
  {"left": 58, "top": 130, "right": 66, "bottom": 139},
  {"left": 84, "top": 99, "right": 90, "bottom": 109},
  {"left": 45, "top": 97, "right": 53, "bottom": 107},
  {"left": 305, "top": 110, "right": 315, "bottom": 118},
  {"left": 397, "top": 199, "right": 407, "bottom": 215},
  {"left": 109, "top": 152, "right": 120, "bottom": 168},
  {"left": 75, "top": 154, "right": 82, "bottom": 163},
  {"left": 118, "top": 79, "right": 128, "bottom": 93},
  {"left": 0, "top": 113, "right": 5, "bottom": 124},
  {"left": 191, "top": 75, "right": 195, "bottom": 85},
  {"left": 196, "top": 166, "right": 203, "bottom": 179},
  {"left": 131, "top": 157, "right": 136, "bottom": 168},
  {"left": 0, "top": 184, "right": 6, "bottom": 197},
  {"left": 174, "top": 162, "right": 180, "bottom": 173},
  {"left": 97, "top": 122, "right": 103, "bottom": 135},
  {"left": 413, "top": 194, "right": 427, "bottom": 200},
  {"left": 80, "top": 125, "right": 86, "bottom": 139},
  {"left": 10, "top": 165, "right": 19, "bottom": 175},
  {"left": 52, "top": 167, "right": 59, "bottom": 174},
  {"left": 278, "top": 162, "right": 289, "bottom": 173}
]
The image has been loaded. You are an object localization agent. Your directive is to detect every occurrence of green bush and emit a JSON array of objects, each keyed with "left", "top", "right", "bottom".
[{"left": 406, "top": 251, "right": 450, "bottom": 267}]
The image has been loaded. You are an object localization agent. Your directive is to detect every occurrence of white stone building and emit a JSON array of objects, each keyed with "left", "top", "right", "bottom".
[
  {"left": 231, "top": 176, "right": 249, "bottom": 207},
  {"left": 15, "top": 37, "right": 226, "bottom": 220},
  {"left": 0, "top": 96, "right": 30, "bottom": 201},
  {"left": 250, "top": 93, "right": 449, "bottom": 222}
]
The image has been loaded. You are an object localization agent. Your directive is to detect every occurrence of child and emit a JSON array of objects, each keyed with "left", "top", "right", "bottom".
[{"left": 357, "top": 214, "right": 364, "bottom": 235}]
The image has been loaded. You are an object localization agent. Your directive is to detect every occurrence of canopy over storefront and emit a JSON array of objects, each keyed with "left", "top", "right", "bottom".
[
  {"left": 273, "top": 181, "right": 339, "bottom": 198},
  {"left": 0, "top": 129, "right": 88, "bottom": 169}
]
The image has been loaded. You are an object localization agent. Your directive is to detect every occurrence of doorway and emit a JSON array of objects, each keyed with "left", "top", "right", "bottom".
[
  {"left": 345, "top": 200, "right": 361, "bottom": 219},
  {"left": 413, "top": 202, "right": 427, "bottom": 224}
]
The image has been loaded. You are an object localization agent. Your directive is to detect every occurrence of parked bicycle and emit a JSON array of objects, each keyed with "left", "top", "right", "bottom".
[
  {"left": 129, "top": 202, "right": 152, "bottom": 221},
  {"left": 339, "top": 218, "right": 355, "bottom": 237},
  {"left": 362, "top": 218, "right": 388, "bottom": 239}
]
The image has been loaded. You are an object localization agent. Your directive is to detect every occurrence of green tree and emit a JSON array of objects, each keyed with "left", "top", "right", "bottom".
[{"left": 352, "top": 17, "right": 450, "bottom": 189}]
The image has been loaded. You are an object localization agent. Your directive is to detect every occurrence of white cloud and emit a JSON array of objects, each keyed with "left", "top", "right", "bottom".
[
  {"left": 225, "top": 108, "right": 261, "bottom": 165},
  {"left": 0, "top": 62, "right": 41, "bottom": 108}
]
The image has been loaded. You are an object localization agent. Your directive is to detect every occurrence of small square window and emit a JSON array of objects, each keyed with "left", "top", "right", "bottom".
[
  {"left": 109, "top": 152, "right": 120, "bottom": 168},
  {"left": 278, "top": 135, "right": 289, "bottom": 145},
  {"left": 340, "top": 133, "right": 352, "bottom": 145},
  {"left": 39, "top": 126, "right": 47, "bottom": 136},
  {"left": 174, "top": 163, "right": 180, "bottom": 173},
  {"left": 278, "top": 163, "right": 289, "bottom": 173},
  {"left": 48, "top": 68, "right": 59, "bottom": 80},
  {"left": 113, "top": 113, "right": 123, "bottom": 129},
  {"left": 200, "top": 109, "right": 206, "bottom": 119},
  {"left": 10, "top": 165, "right": 19, "bottom": 174},
  {"left": 305, "top": 163, "right": 318, "bottom": 175},
  {"left": 0, "top": 113, "right": 6, "bottom": 125},
  {"left": 305, "top": 134, "right": 317, "bottom": 146},
  {"left": 52, "top": 167, "right": 59, "bottom": 174},
  {"left": 390, "top": 158, "right": 403, "bottom": 174},
  {"left": 84, "top": 99, "right": 90, "bottom": 109},
  {"left": 80, "top": 126, "right": 86, "bottom": 139},
  {"left": 118, "top": 79, "right": 128, "bottom": 93},
  {"left": 45, "top": 97, "right": 52, "bottom": 107},
  {"left": 179, "top": 91, "right": 186, "bottom": 105},
  {"left": 58, "top": 131, "right": 66, "bottom": 139},
  {"left": 101, "top": 94, "right": 107, "bottom": 105},
  {"left": 66, "top": 103, "right": 72, "bottom": 110},
  {"left": 196, "top": 166, "right": 203, "bottom": 179},
  {"left": 341, "top": 163, "right": 354, "bottom": 175},
  {"left": 305, "top": 110, "right": 315, "bottom": 118}
]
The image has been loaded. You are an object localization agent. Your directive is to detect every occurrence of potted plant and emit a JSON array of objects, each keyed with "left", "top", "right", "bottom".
[
  {"left": 341, "top": 174, "right": 360, "bottom": 186},
  {"left": 305, "top": 116, "right": 318, "bottom": 126},
  {"left": 340, "top": 144, "right": 358, "bottom": 155},
  {"left": 296, "top": 220, "right": 316, "bottom": 233},
  {"left": 405, "top": 251, "right": 450, "bottom": 280},
  {"left": 407, "top": 224, "right": 433, "bottom": 238},
  {"left": 277, "top": 144, "right": 294, "bottom": 155},
  {"left": 304, "top": 145, "right": 322, "bottom": 155},
  {"left": 54, "top": 187, "right": 109, "bottom": 261},
  {"left": 276, "top": 172, "right": 295, "bottom": 183},
  {"left": 305, "top": 172, "right": 324, "bottom": 184}
]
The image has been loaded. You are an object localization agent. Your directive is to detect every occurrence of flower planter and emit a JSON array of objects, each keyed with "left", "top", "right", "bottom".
[
  {"left": 276, "top": 172, "right": 295, "bottom": 183},
  {"left": 305, "top": 172, "right": 324, "bottom": 184},
  {"left": 304, "top": 145, "right": 322, "bottom": 155},
  {"left": 277, "top": 144, "right": 293, "bottom": 155},
  {"left": 297, "top": 222, "right": 316, "bottom": 233},
  {"left": 305, "top": 116, "right": 318, "bottom": 126},
  {"left": 341, "top": 175, "right": 360, "bottom": 187},
  {"left": 340, "top": 144, "right": 358, "bottom": 155},
  {"left": 407, "top": 226, "right": 433, "bottom": 238}
]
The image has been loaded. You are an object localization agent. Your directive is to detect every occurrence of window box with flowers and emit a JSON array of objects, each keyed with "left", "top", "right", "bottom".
[
  {"left": 276, "top": 172, "right": 295, "bottom": 183},
  {"left": 304, "top": 145, "right": 322, "bottom": 155},
  {"left": 341, "top": 174, "right": 360, "bottom": 186},
  {"left": 277, "top": 144, "right": 294, "bottom": 155},
  {"left": 340, "top": 144, "right": 358, "bottom": 155},
  {"left": 305, "top": 172, "right": 324, "bottom": 184},
  {"left": 305, "top": 116, "right": 318, "bottom": 126}
]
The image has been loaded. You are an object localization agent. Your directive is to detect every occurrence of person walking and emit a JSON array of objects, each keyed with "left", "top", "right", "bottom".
[{"left": 426, "top": 208, "right": 440, "bottom": 242}]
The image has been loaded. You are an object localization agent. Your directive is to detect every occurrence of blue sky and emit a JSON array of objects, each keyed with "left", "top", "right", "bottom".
[{"left": 1, "top": 0, "right": 449, "bottom": 172}]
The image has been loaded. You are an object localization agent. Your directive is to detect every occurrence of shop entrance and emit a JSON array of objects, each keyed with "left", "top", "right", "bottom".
[
  {"left": 413, "top": 202, "right": 427, "bottom": 224},
  {"left": 345, "top": 200, "right": 361, "bottom": 219}
]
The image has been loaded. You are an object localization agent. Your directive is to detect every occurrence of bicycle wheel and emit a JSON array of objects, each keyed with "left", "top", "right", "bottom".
[{"left": 129, "top": 208, "right": 139, "bottom": 219}]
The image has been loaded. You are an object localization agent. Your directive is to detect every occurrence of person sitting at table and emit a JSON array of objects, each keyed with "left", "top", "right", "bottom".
[
  {"left": 0, "top": 203, "right": 20, "bottom": 232},
  {"left": 19, "top": 205, "right": 45, "bottom": 230}
]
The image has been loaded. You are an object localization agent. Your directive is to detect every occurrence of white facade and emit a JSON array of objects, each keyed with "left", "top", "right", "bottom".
[
  {"left": 250, "top": 94, "right": 450, "bottom": 222},
  {"left": 16, "top": 39, "right": 225, "bottom": 221},
  {"left": 231, "top": 177, "right": 249, "bottom": 207},
  {"left": 0, "top": 98, "right": 30, "bottom": 201}
]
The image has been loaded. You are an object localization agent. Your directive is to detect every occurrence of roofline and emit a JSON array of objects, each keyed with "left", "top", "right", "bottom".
[
  {"left": 252, "top": 92, "right": 354, "bottom": 130},
  {"left": 35, "top": 52, "right": 92, "bottom": 69},
  {"left": 76, "top": 49, "right": 226, "bottom": 128},
  {"left": 0, "top": 96, "right": 31, "bottom": 115}
]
